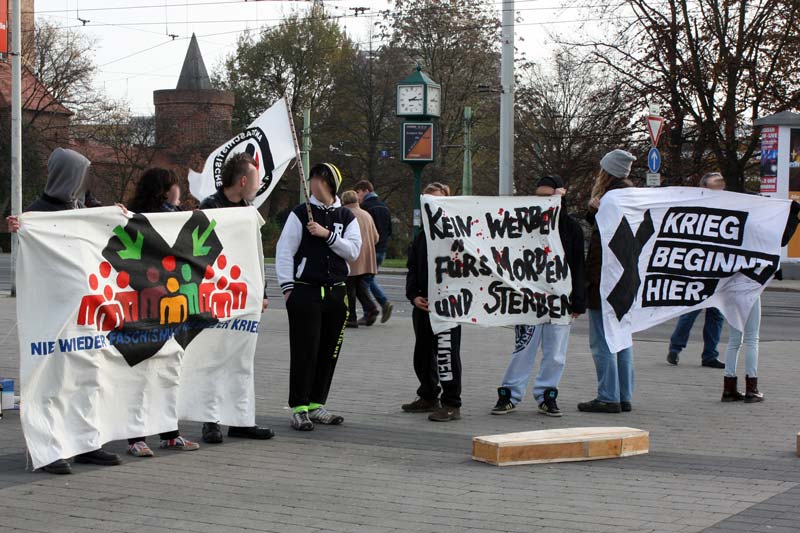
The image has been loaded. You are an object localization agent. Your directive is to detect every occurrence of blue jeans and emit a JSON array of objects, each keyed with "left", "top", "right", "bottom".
[
  {"left": 724, "top": 299, "right": 761, "bottom": 378},
  {"left": 668, "top": 308, "right": 724, "bottom": 362},
  {"left": 501, "top": 323, "right": 571, "bottom": 405},
  {"left": 588, "top": 309, "right": 634, "bottom": 403},
  {"left": 366, "top": 250, "right": 388, "bottom": 307}
]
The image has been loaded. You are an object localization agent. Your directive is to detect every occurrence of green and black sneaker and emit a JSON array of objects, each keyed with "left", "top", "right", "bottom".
[
  {"left": 491, "top": 386, "right": 516, "bottom": 415},
  {"left": 538, "top": 388, "right": 562, "bottom": 417}
]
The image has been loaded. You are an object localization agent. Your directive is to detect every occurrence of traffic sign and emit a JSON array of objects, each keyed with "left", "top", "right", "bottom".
[
  {"left": 646, "top": 173, "right": 661, "bottom": 187},
  {"left": 647, "top": 147, "right": 661, "bottom": 173},
  {"left": 646, "top": 116, "right": 665, "bottom": 146}
]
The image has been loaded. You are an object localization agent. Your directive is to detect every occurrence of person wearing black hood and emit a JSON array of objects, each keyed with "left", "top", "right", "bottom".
[
  {"left": 491, "top": 176, "right": 586, "bottom": 417},
  {"left": 7, "top": 147, "right": 122, "bottom": 475}
]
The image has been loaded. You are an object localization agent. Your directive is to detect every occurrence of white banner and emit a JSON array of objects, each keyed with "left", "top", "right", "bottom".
[
  {"left": 16, "top": 206, "right": 265, "bottom": 469},
  {"left": 597, "top": 187, "right": 790, "bottom": 352},
  {"left": 421, "top": 195, "right": 573, "bottom": 334},
  {"left": 188, "top": 98, "right": 295, "bottom": 208}
]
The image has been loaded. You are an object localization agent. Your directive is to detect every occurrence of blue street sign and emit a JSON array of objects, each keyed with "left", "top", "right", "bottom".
[{"left": 648, "top": 147, "right": 661, "bottom": 173}]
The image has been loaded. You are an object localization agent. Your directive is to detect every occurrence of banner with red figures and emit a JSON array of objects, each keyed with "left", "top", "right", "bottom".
[{"left": 16, "top": 206, "right": 265, "bottom": 469}]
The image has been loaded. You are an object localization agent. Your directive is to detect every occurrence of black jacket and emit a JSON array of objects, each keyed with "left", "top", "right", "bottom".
[
  {"left": 360, "top": 194, "right": 392, "bottom": 253},
  {"left": 199, "top": 190, "right": 249, "bottom": 209},
  {"left": 559, "top": 203, "right": 587, "bottom": 315},
  {"left": 25, "top": 193, "right": 73, "bottom": 213},
  {"left": 405, "top": 230, "right": 428, "bottom": 302}
]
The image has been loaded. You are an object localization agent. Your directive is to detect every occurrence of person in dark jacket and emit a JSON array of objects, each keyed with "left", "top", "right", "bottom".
[
  {"left": 491, "top": 176, "right": 586, "bottom": 417},
  {"left": 125, "top": 167, "right": 200, "bottom": 457},
  {"left": 7, "top": 147, "right": 122, "bottom": 475},
  {"left": 578, "top": 149, "right": 637, "bottom": 414},
  {"left": 197, "top": 152, "right": 274, "bottom": 444},
  {"left": 355, "top": 180, "right": 393, "bottom": 324},
  {"left": 402, "top": 182, "right": 463, "bottom": 422},
  {"left": 276, "top": 163, "right": 362, "bottom": 431}
]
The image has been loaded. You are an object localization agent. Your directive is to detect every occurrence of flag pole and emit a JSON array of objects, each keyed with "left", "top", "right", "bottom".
[{"left": 284, "top": 97, "right": 313, "bottom": 221}]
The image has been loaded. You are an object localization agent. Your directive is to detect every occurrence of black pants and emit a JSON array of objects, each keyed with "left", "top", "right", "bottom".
[
  {"left": 411, "top": 307, "right": 462, "bottom": 407},
  {"left": 287, "top": 283, "right": 349, "bottom": 408},
  {"left": 128, "top": 430, "right": 179, "bottom": 445},
  {"left": 346, "top": 275, "right": 378, "bottom": 321}
]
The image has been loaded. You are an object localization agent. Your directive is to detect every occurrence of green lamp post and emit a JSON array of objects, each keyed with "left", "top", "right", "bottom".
[{"left": 397, "top": 65, "right": 441, "bottom": 237}]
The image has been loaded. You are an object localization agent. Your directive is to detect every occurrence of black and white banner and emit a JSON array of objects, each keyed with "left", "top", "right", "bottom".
[
  {"left": 597, "top": 187, "right": 791, "bottom": 352},
  {"left": 422, "top": 195, "right": 573, "bottom": 334}
]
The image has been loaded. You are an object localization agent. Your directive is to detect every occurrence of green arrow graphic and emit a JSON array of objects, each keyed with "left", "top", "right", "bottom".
[
  {"left": 192, "top": 219, "right": 217, "bottom": 256},
  {"left": 113, "top": 225, "right": 144, "bottom": 260}
]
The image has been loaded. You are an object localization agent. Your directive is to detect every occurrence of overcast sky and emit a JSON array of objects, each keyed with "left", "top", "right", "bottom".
[{"left": 33, "top": 0, "right": 592, "bottom": 115}]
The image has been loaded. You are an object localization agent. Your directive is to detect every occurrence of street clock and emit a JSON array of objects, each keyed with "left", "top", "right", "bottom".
[{"left": 396, "top": 65, "right": 441, "bottom": 118}]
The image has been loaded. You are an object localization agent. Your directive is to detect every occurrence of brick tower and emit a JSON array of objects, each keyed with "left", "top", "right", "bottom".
[{"left": 153, "top": 33, "right": 234, "bottom": 165}]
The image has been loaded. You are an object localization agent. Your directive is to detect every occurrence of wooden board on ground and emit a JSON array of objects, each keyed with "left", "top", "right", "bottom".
[
  {"left": 473, "top": 427, "right": 649, "bottom": 466},
  {"left": 796, "top": 432, "right": 799, "bottom": 457}
]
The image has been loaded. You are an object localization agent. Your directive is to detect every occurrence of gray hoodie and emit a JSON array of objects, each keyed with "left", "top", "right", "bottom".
[{"left": 26, "top": 148, "right": 91, "bottom": 212}]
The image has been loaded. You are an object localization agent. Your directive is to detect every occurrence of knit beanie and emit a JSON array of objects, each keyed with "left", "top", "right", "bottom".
[
  {"left": 536, "top": 175, "right": 564, "bottom": 190},
  {"left": 600, "top": 149, "right": 636, "bottom": 179}
]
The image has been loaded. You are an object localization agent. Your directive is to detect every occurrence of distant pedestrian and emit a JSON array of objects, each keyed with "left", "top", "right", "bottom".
[
  {"left": 341, "top": 190, "right": 380, "bottom": 328},
  {"left": 578, "top": 149, "right": 637, "bottom": 414},
  {"left": 491, "top": 176, "right": 585, "bottom": 417},
  {"left": 354, "top": 180, "right": 393, "bottom": 325},
  {"left": 403, "top": 182, "right": 462, "bottom": 422},
  {"left": 666, "top": 172, "right": 726, "bottom": 368},
  {"left": 276, "top": 163, "right": 361, "bottom": 431}
]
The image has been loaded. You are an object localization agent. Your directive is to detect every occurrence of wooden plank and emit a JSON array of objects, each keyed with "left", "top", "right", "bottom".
[
  {"left": 796, "top": 432, "right": 800, "bottom": 457},
  {"left": 473, "top": 427, "right": 649, "bottom": 466}
]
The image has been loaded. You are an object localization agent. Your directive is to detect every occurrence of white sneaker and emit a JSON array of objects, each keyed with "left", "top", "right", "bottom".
[{"left": 128, "top": 441, "right": 155, "bottom": 457}]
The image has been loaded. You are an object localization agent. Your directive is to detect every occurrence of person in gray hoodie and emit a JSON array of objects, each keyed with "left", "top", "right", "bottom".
[{"left": 7, "top": 147, "right": 123, "bottom": 475}]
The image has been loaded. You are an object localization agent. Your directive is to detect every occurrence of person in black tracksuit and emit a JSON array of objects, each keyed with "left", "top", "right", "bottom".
[
  {"left": 402, "top": 182, "right": 463, "bottom": 422},
  {"left": 276, "top": 163, "right": 362, "bottom": 431}
]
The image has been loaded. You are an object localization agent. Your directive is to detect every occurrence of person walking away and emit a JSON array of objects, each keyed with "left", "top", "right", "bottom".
[
  {"left": 198, "top": 152, "right": 274, "bottom": 444},
  {"left": 7, "top": 148, "right": 122, "bottom": 474},
  {"left": 721, "top": 200, "right": 800, "bottom": 403},
  {"left": 354, "top": 181, "right": 393, "bottom": 324},
  {"left": 341, "top": 190, "right": 379, "bottom": 328},
  {"left": 402, "top": 182, "right": 463, "bottom": 422},
  {"left": 666, "top": 172, "right": 727, "bottom": 368},
  {"left": 578, "top": 149, "right": 637, "bottom": 414},
  {"left": 276, "top": 163, "right": 362, "bottom": 431},
  {"left": 492, "top": 176, "right": 586, "bottom": 417}
]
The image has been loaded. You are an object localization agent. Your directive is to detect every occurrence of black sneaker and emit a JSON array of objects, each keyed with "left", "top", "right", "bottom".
[
  {"left": 577, "top": 399, "right": 622, "bottom": 413},
  {"left": 401, "top": 397, "right": 440, "bottom": 413},
  {"left": 227, "top": 425, "right": 275, "bottom": 440},
  {"left": 40, "top": 459, "right": 72, "bottom": 475},
  {"left": 74, "top": 449, "right": 121, "bottom": 466},
  {"left": 346, "top": 321, "right": 359, "bottom": 328},
  {"left": 538, "top": 388, "right": 562, "bottom": 417},
  {"left": 291, "top": 411, "right": 314, "bottom": 431},
  {"left": 202, "top": 422, "right": 224, "bottom": 444},
  {"left": 702, "top": 358, "right": 725, "bottom": 369},
  {"left": 621, "top": 401, "right": 632, "bottom": 412},
  {"left": 428, "top": 405, "right": 461, "bottom": 422},
  {"left": 491, "top": 386, "right": 515, "bottom": 415},
  {"left": 667, "top": 351, "right": 679, "bottom": 365}
]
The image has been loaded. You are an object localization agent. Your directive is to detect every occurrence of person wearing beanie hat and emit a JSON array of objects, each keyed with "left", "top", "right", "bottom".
[
  {"left": 491, "top": 176, "right": 586, "bottom": 417},
  {"left": 579, "top": 150, "right": 636, "bottom": 414},
  {"left": 599, "top": 149, "right": 636, "bottom": 179},
  {"left": 276, "top": 163, "right": 362, "bottom": 431}
]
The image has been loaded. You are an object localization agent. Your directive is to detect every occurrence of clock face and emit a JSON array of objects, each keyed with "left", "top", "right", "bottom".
[
  {"left": 427, "top": 86, "right": 441, "bottom": 117},
  {"left": 397, "top": 85, "right": 424, "bottom": 115}
]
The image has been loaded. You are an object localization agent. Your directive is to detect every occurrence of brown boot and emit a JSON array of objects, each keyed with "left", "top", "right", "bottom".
[
  {"left": 744, "top": 376, "right": 764, "bottom": 403},
  {"left": 721, "top": 376, "right": 744, "bottom": 402}
]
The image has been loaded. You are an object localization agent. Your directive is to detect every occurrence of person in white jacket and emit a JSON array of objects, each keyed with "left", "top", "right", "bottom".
[{"left": 276, "top": 163, "right": 361, "bottom": 431}]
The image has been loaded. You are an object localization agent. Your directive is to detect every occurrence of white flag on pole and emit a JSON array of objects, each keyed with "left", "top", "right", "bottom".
[{"left": 189, "top": 98, "right": 295, "bottom": 208}]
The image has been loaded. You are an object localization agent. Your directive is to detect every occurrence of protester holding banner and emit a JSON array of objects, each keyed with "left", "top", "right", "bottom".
[
  {"left": 492, "top": 176, "right": 586, "bottom": 417},
  {"left": 355, "top": 181, "right": 394, "bottom": 325},
  {"left": 7, "top": 147, "right": 122, "bottom": 474},
  {"left": 666, "top": 172, "right": 726, "bottom": 368},
  {"left": 125, "top": 167, "right": 200, "bottom": 457},
  {"left": 276, "top": 163, "right": 361, "bottom": 431},
  {"left": 341, "top": 190, "right": 380, "bottom": 328},
  {"left": 198, "top": 153, "right": 275, "bottom": 444},
  {"left": 578, "top": 149, "right": 637, "bottom": 414},
  {"left": 403, "top": 182, "right": 463, "bottom": 422},
  {"left": 722, "top": 200, "right": 800, "bottom": 402}
]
